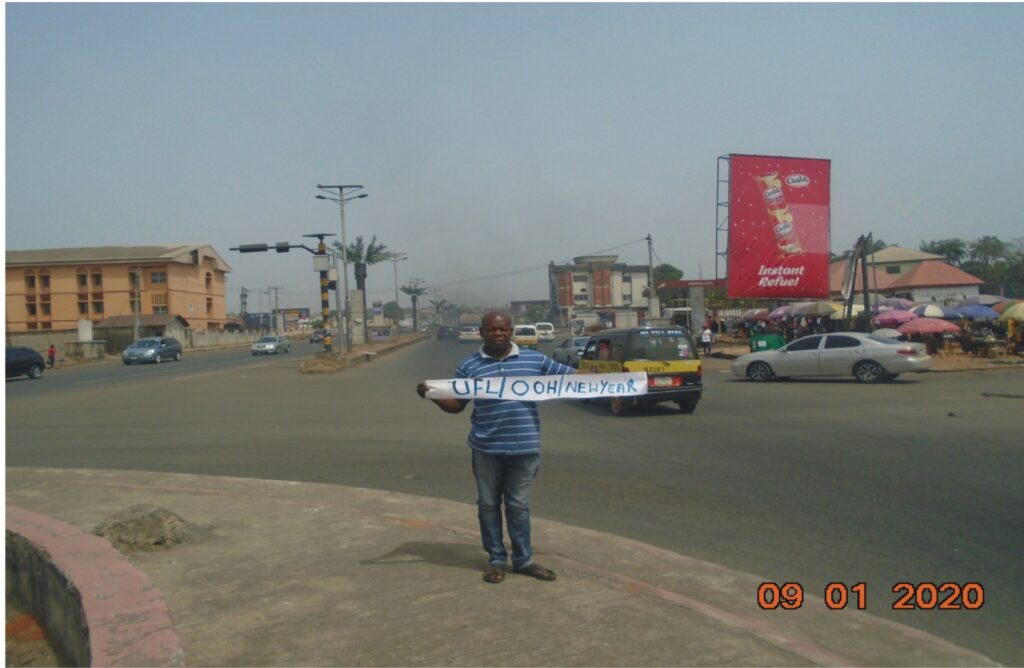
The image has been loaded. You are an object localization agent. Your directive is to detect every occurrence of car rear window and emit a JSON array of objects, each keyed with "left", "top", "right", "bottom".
[{"left": 628, "top": 333, "right": 694, "bottom": 360}]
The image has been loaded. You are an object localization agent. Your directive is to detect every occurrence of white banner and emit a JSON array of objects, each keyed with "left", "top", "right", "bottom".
[{"left": 424, "top": 372, "right": 648, "bottom": 402}]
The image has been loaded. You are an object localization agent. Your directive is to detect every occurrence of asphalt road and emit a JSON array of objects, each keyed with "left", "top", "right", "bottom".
[{"left": 5, "top": 338, "right": 1022, "bottom": 665}]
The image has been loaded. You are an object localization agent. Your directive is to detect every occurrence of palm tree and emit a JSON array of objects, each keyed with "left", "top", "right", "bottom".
[
  {"left": 920, "top": 238, "right": 967, "bottom": 266},
  {"left": 401, "top": 280, "right": 429, "bottom": 332},
  {"left": 969, "top": 236, "right": 1007, "bottom": 273},
  {"left": 429, "top": 298, "right": 448, "bottom": 325},
  {"left": 332, "top": 235, "right": 389, "bottom": 343}
]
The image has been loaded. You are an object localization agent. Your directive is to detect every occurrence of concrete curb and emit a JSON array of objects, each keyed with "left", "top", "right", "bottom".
[
  {"left": 301, "top": 333, "right": 429, "bottom": 374},
  {"left": 6, "top": 506, "right": 186, "bottom": 667}
]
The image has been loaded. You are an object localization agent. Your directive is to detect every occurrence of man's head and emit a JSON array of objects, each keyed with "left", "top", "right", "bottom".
[{"left": 479, "top": 311, "right": 513, "bottom": 354}]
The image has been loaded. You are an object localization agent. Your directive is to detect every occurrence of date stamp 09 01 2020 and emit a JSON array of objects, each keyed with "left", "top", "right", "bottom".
[{"left": 757, "top": 582, "right": 985, "bottom": 611}]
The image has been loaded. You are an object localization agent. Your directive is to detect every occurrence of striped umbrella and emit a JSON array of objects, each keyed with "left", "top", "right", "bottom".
[
  {"left": 909, "top": 304, "right": 960, "bottom": 319},
  {"left": 992, "top": 299, "right": 1024, "bottom": 314}
]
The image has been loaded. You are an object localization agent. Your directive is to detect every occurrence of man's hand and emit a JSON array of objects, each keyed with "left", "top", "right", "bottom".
[{"left": 417, "top": 380, "right": 468, "bottom": 413}]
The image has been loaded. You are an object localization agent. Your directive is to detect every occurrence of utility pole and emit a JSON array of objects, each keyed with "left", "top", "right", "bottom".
[
  {"left": 240, "top": 287, "right": 248, "bottom": 328},
  {"left": 646, "top": 234, "right": 660, "bottom": 320},
  {"left": 268, "top": 286, "right": 281, "bottom": 333},
  {"left": 131, "top": 266, "right": 142, "bottom": 341}
]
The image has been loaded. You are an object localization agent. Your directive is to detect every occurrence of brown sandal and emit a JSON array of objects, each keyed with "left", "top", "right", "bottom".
[
  {"left": 483, "top": 567, "right": 506, "bottom": 584},
  {"left": 513, "top": 563, "right": 557, "bottom": 581}
]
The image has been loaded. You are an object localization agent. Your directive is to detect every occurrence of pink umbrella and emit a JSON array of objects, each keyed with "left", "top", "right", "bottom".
[
  {"left": 871, "top": 309, "right": 918, "bottom": 326},
  {"left": 897, "top": 317, "right": 961, "bottom": 335},
  {"left": 875, "top": 297, "right": 916, "bottom": 310}
]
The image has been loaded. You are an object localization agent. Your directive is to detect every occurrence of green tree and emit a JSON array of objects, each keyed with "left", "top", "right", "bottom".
[
  {"left": 920, "top": 238, "right": 967, "bottom": 266},
  {"left": 429, "top": 298, "right": 448, "bottom": 325},
  {"left": 968, "top": 235, "right": 1008, "bottom": 273},
  {"left": 833, "top": 237, "right": 889, "bottom": 261},
  {"left": 401, "top": 280, "right": 429, "bottom": 332},
  {"left": 653, "top": 263, "right": 683, "bottom": 283},
  {"left": 383, "top": 301, "right": 403, "bottom": 323},
  {"left": 332, "top": 235, "right": 389, "bottom": 342}
]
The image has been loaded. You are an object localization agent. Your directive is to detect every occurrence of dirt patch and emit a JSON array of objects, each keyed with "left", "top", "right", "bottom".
[{"left": 92, "top": 504, "right": 206, "bottom": 554}]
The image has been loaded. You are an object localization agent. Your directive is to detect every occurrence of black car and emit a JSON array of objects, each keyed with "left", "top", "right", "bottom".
[
  {"left": 309, "top": 330, "right": 325, "bottom": 343},
  {"left": 436, "top": 326, "right": 457, "bottom": 340},
  {"left": 6, "top": 346, "right": 45, "bottom": 380}
]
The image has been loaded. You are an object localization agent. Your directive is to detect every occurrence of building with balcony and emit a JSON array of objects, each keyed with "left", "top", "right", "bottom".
[
  {"left": 547, "top": 255, "right": 651, "bottom": 325},
  {"left": 5, "top": 245, "right": 231, "bottom": 333}
]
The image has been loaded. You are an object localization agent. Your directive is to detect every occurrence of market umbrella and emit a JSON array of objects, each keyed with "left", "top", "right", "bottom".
[
  {"left": 847, "top": 293, "right": 886, "bottom": 306},
  {"left": 871, "top": 309, "right": 918, "bottom": 327},
  {"left": 875, "top": 297, "right": 916, "bottom": 310},
  {"left": 992, "top": 299, "right": 1024, "bottom": 314},
  {"left": 830, "top": 304, "right": 865, "bottom": 320},
  {"left": 954, "top": 304, "right": 1000, "bottom": 322},
  {"left": 741, "top": 308, "right": 770, "bottom": 322},
  {"left": 959, "top": 294, "right": 1008, "bottom": 306},
  {"left": 909, "top": 304, "right": 960, "bottom": 319},
  {"left": 791, "top": 301, "right": 842, "bottom": 316},
  {"left": 998, "top": 302, "right": 1024, "bottom": 321},
  {"left": 768, "top": 305, "right": 793, "bottom": 321},
  {"left": 871, "top": 328, "right": 905, "bottom": 339},
  {"left": 898, "top": 317, "right": 961, "bottom": 335}
]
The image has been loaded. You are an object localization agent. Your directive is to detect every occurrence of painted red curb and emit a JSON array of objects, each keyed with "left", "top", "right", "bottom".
[{"left": 6, "top": 506, "right": 185, "bottom": 667}]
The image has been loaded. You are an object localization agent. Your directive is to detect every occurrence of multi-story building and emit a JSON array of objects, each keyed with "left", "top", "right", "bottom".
[
  {"left": 548, "top": 255, "right": 651, "bottom": 325},
  {"left": 5, "top": 245, "right": 231, "bottom": 333}
]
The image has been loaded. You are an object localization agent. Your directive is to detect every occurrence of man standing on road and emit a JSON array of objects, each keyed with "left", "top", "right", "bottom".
[
  {"left": 700, "top": 324, "right": 713, "bottom": 357},
  {"left": 417, "top": 311, "right": 574, "bottom": 584}
]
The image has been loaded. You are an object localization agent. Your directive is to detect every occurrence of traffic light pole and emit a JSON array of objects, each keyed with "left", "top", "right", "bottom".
[{"left": 230, "top": 234, "right": 340, "bottom": 353}]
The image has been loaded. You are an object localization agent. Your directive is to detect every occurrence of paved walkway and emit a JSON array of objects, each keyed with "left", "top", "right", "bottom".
[
  {"left": 6, "top": 468, "right": 999, "bottom": 667},
  {"left": 8, "top": 332, "right": 1016, "bottom": 666}
]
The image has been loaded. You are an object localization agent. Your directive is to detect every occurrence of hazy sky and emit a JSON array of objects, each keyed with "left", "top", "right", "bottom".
[{"left": 6, "top": 3, "right": 1023, "bottom": 313}]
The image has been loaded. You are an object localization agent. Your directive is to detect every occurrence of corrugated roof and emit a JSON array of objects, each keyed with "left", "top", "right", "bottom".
[
  {"left": 6, "top": 245, "right": 232, "bottom": 272},
  {"left": 866, "top": 246, "right": 942, "bottom": 263},
  {"left": 887, "top": 260, "right": 984, "bottom": 288}
]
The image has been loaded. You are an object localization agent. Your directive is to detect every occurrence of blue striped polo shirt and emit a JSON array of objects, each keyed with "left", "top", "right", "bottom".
[{"left": 455, "top": 343, "right": 575, "bottom": 455}]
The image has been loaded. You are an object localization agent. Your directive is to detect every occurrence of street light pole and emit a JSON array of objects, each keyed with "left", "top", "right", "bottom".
[
  {"left": 316, "top": 185, "right": 367, "bottom": 352},
  {"left": 388, "top": 252, "right": 407, "bottom": 326}
]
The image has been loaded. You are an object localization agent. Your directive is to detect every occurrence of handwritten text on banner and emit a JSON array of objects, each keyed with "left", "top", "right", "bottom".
[{"left": 424, "top": 372, "right": 648, "bottom": 402}]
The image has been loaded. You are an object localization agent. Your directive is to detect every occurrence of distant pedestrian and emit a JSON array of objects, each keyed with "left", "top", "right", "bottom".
[
  {"left": 700, "top": 325, "right": 713, "bottom": 357},
  {"left": 46, "top": 344, "right": 56, "bottom": 369}
]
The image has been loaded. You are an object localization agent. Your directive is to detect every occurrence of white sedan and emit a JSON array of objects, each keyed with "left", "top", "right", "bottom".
[{"left": 731, "top": 332, "right": 931, "bottom": 383}]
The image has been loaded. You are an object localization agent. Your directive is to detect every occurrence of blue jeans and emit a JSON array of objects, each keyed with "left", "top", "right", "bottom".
[{"left": 471, "top": 449, "right": 540, "bottom": 570}]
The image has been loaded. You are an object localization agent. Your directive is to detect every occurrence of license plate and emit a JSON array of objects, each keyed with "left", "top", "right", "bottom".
[{"left": 652, "top": 376, "right": 674, "bottom": 386}]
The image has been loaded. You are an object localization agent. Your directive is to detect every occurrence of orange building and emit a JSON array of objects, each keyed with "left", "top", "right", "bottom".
[{"left": 5, "top": 245, "right": 231, "bottom": 333}]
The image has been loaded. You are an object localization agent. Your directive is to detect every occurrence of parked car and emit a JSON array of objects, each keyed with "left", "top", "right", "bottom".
[
  {"left": 122, "top": 337, "right": 183, "bottom": 365},
  {"left": 458, "top": 325, "right": 482, "bottom": 344},
  {"left": 730, "top": 332, "right": 931, "bottom": 383},
  {"left": 251, "top": 335, "right": 292, "bottom": 355},
  {"left": 550, "top": 336, "right": 591, "bottom": 368},
  {"left": 512, "top": 324, "right": 539, "bottom": 349},
  {"left": 6, "top": 346, "right": 45, "bottom": 380},
  {"left": 534, "top": 322, "right": 556, "bottom": 342},
  {"left": 579, "top": 327, "right": 703, "bottom": 414}
]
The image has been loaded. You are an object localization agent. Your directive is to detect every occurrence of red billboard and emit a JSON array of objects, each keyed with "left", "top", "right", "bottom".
[{"left": 727, "top": 154, "right": 831, "bottom": 299}]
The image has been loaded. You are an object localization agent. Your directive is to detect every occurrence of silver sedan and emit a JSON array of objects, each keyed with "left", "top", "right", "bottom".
[
  {"left": 731, "top": 332, "right": 931, "bottom": 383},
  {"left": 251, "top": 336, "right": 292, "bottom": 355}
]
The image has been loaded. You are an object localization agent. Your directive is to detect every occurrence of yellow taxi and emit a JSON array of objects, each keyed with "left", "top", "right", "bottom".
[
  {"left": 578, "top": 326, "right": 703, "bottom": 414},
  {"left": 512, "top": 324, "right": 540, "bottom": 349}
]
